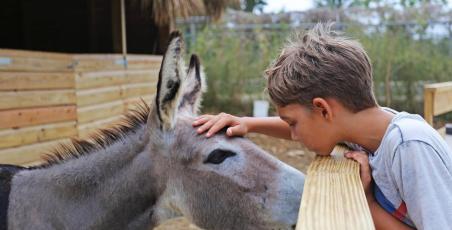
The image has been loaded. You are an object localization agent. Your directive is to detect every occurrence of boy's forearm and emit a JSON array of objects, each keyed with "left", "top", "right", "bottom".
[
  {"left": 243, "top": 117, "right": 292, "bottom": 140},
  {"left": 367, "top": 199, "right": 414, "bottom": 230}
]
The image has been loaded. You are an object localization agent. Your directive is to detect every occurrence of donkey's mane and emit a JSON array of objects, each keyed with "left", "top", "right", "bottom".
[{"left": 30, "top": 101, "right": 151, "bottom": 169}]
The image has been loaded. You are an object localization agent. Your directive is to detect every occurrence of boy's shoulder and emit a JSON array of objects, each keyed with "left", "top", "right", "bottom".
[
  {"left": 389, "top": 112, "right": 435, "bottom": 142},
  {"left": 382, "top": 111, "right": 448, "bottom": 155}
]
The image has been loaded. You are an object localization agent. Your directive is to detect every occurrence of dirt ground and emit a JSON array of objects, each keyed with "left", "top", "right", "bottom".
[{"left": 154, "top": 134, "right": 315, "bottom": 230}]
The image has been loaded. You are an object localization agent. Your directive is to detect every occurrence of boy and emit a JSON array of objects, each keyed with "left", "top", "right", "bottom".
[{"left": 192, "top": 23, "right": 452, "bottom": 229}]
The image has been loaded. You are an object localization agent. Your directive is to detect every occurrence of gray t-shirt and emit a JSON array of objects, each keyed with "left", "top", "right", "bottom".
[{"left": 355, "top": 111, "right": 452, "bottom": 229}]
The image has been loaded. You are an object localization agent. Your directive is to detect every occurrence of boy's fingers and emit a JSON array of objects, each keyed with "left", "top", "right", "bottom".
[
  {"left": 195, "top": 114, "right": 210, "bottom": 120},
  {"left": 192, "top": 116, "right": 211, "bottom": 127},
  {"left": 227, "top": 126, "right": 245, "bottom": 137},
  {"left": 345, "top": 151, "right": 373, "bottom": 194},
  {"left": 226, "top": 128, "right": 233, "bottom": 136},
  {"left": 197, "top": 116, "right": 220, "bottom": 134},
  {"left": 206, "top": 118, "right": 230, "bottom": 137},
  {"left": 345, "top": 151, "right": 371, "bottom": 178},
  {"left": 345, "top": 151, "right": 370, "bottom": 168}
]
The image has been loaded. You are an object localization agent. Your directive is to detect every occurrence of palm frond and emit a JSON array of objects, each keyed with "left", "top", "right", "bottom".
[{"left": 136, "top": 0, "right": 240, "bottom": 25}]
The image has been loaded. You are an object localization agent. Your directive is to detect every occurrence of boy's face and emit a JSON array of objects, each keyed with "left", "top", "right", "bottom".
[{"left": 277, "top": 103, "right": 338, "bottom": 156}]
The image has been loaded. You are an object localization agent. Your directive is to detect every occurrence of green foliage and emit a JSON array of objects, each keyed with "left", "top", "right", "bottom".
[
  {"left": 186, "top": 24, "right": 452, "bottom": 115},
  {"left": 188, "top": 26, "right": 289, "bottom": 115},
  {"left": 243, "top": 0, "right": 267, "bottom": 13},
  {"left": 346, "top": 24, "right": 452, "bottom": 113}
]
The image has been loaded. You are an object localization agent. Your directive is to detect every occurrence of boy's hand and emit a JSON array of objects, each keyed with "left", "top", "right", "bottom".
[
  {"left": 345, "top": 151, "right": 374, "bottom": 202},
  {"left": 192, "top": 113, "right": 248, "bottom": 138}
]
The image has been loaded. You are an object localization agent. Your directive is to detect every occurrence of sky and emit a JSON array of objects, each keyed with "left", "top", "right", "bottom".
[
  {"left": 262, "top": 0, "right": 452, "bottom": 13},
  {"left": 263, "top": 0, "right": 314, "bottom": 13}
]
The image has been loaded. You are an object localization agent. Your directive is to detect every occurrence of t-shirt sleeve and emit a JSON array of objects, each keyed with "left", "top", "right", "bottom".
[{"left": 391, "top": 141, "right": 452, "bottom": 230}]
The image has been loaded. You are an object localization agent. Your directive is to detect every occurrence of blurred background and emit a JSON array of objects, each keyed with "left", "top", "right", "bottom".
[
  {"left": 176, "top": 0, "right": 452, "bottom": 121},
  {"left": 1, "top": 1, "right": 451, "bottom": 228},
  {"left": 2, "top": 0, "right": 451, "bottom": 121}
]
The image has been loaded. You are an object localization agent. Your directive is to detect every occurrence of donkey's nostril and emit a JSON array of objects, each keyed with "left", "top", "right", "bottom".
[{"left": 291, "top": 224, "right": 296, "bottom": 229}]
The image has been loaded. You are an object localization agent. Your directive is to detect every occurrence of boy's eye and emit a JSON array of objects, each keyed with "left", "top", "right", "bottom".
[{"left": 204, "top": 149, "right": 236, "bottom": 164}]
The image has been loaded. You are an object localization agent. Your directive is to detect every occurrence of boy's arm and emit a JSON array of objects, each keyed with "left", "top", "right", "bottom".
[
  {"left": 243, "top": 116, "right": 292, "bottom": 139},
  {"left": 345, "top": 152, "right": 414, "bottom": 230},
  {"left": 367, "top": 198, "right": 414, "bottom": 230},
  {"left": 193, "top": 113, "right": 292, "bottom": 139}
]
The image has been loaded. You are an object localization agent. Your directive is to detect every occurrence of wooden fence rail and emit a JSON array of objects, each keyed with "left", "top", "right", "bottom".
[
  {"left": 424, "top": 81, "right": 452, "bottom": 133},
  {"left": 0, "top": 49, "right": 162, "bottom": 165},
  {"left": 296, "top": 145, "right": 375, "bottom": 230}
]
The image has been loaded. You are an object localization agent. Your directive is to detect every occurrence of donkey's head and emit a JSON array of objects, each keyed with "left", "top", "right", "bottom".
[{"left": 146, "top": 32, "right": 305, "bottom": 230}]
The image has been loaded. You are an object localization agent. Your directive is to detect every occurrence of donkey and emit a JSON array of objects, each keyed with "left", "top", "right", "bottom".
[{"left": 0, "top": 32, "right": 305, "bottom": 230}]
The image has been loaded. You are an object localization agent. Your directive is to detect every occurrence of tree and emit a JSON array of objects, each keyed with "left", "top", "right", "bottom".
[
  {"left": 135, "top": 0, "right": 239, "bottom": 53},
  {"left": 242, "top": 0, "right": 267, "bottom": 13}
]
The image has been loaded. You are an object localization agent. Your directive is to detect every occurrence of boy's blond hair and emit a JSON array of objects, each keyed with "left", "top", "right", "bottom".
[{"left": 265, "top": 23, "right": 377, "bottom": 112}]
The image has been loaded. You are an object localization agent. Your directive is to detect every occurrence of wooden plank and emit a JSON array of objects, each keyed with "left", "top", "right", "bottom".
[
  {"left": 0, "top": 49, "right": 162, "bottom": 72},
  {"left": 76, "top": 69, "right": 158, "bottom": 90},
  {"left": 126, "top": 69, "right": 159, "bottom": 84},
  {"left": 77, "top": 100, "right": 124, "bottom": 124},
  {"left": 0, "top": 105, "right": 77, "bottom": 129},
  {"left": 424, "top": 82, "right": 452, "bottom": 93},
  {"left": 0, "top": 90, "right": 76, "bottom": 110},
  {"left": 0, "top": 121, "right": 77, "bottom": 149},
  {"left": 0, "top": 72, "right": 75, "bottom": 91},
  {"left": 0, "top": 49, "right": 71, "bottom": 59},
  {"left": 122, "top": 83, "right": 156, "bottom": 98},
  {"left": 77, "top": 115, "right": 123, "bottom": 138},
  {"left": 297, "top": 145, "right": 374, "bottom": 230},
  {"left": 0, "top": 49, "right": 73, "bottom": 72},
  {"left": 126, "top": 55, "right": 162, "bottom": 70},
  {"left": 124, "top": 95, "right": 153, "bottom": 111},
  {"left": 0, "top": 138, "right": 71, "bottom": 165},
  {"left": 76, "top": 86, "right": 123, "bottom": 107},
  {"left": 76, "top": 71, "right": 126, "bottom": 89},
  {"left": 433, "top": 89, "right": 452, "bottom": 116},
  {"left": 424, "top": 88, "right": 434, "bottom": 125},
  {"left": 73, "top": 54, "right": 162, "bottom": 71}
]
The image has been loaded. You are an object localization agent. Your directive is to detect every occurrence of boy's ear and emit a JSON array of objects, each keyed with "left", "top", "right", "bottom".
[{"left": 312, "top": 98, "right": 333, "bottom": 121}]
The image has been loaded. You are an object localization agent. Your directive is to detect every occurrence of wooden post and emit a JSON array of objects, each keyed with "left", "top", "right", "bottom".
[
  {"left": 296, "top": 145, "right": 375, "bottom": 230},
  {"left": 120, "top": 0, "right": 128, "bottom": 69},
  {"left": 424, "top": 86, "right": 434, "bottom": 125},
  {"left": 424, "top": 82, "right": 452, "bottom": 126}
]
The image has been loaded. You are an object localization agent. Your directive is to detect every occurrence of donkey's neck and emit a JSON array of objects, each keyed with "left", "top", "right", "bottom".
[{"left": 9, "top": 125, "right": 164, "bottom": 230}]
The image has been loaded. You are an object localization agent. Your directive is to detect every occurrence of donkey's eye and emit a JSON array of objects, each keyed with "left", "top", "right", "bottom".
[{"left": 204, "top": 149, "right": 236, "bottom": 164}]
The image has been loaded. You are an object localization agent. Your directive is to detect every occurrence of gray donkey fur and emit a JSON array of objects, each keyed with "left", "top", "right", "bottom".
[{"left": 4, "top": 32, "right": 305, "bottom": 230}]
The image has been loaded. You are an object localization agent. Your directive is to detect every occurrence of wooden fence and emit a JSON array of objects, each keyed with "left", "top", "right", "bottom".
[
  {"left": 0, "top": 49, "right": 162, "bottom": 166},
  {"left": 296, "top": 145, "right": 375, "bottom": 230},
  {"left": 424, "top": 82, "right": 452, "bottom": 133}
]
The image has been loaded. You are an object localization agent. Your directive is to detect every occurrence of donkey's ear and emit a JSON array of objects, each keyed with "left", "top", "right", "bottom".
[
  {"left": 152, "top": 31, "right": 186, "bottom": 130},
  {"left": 178, "top": 54, "right": 206, "bottom": 116}
]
